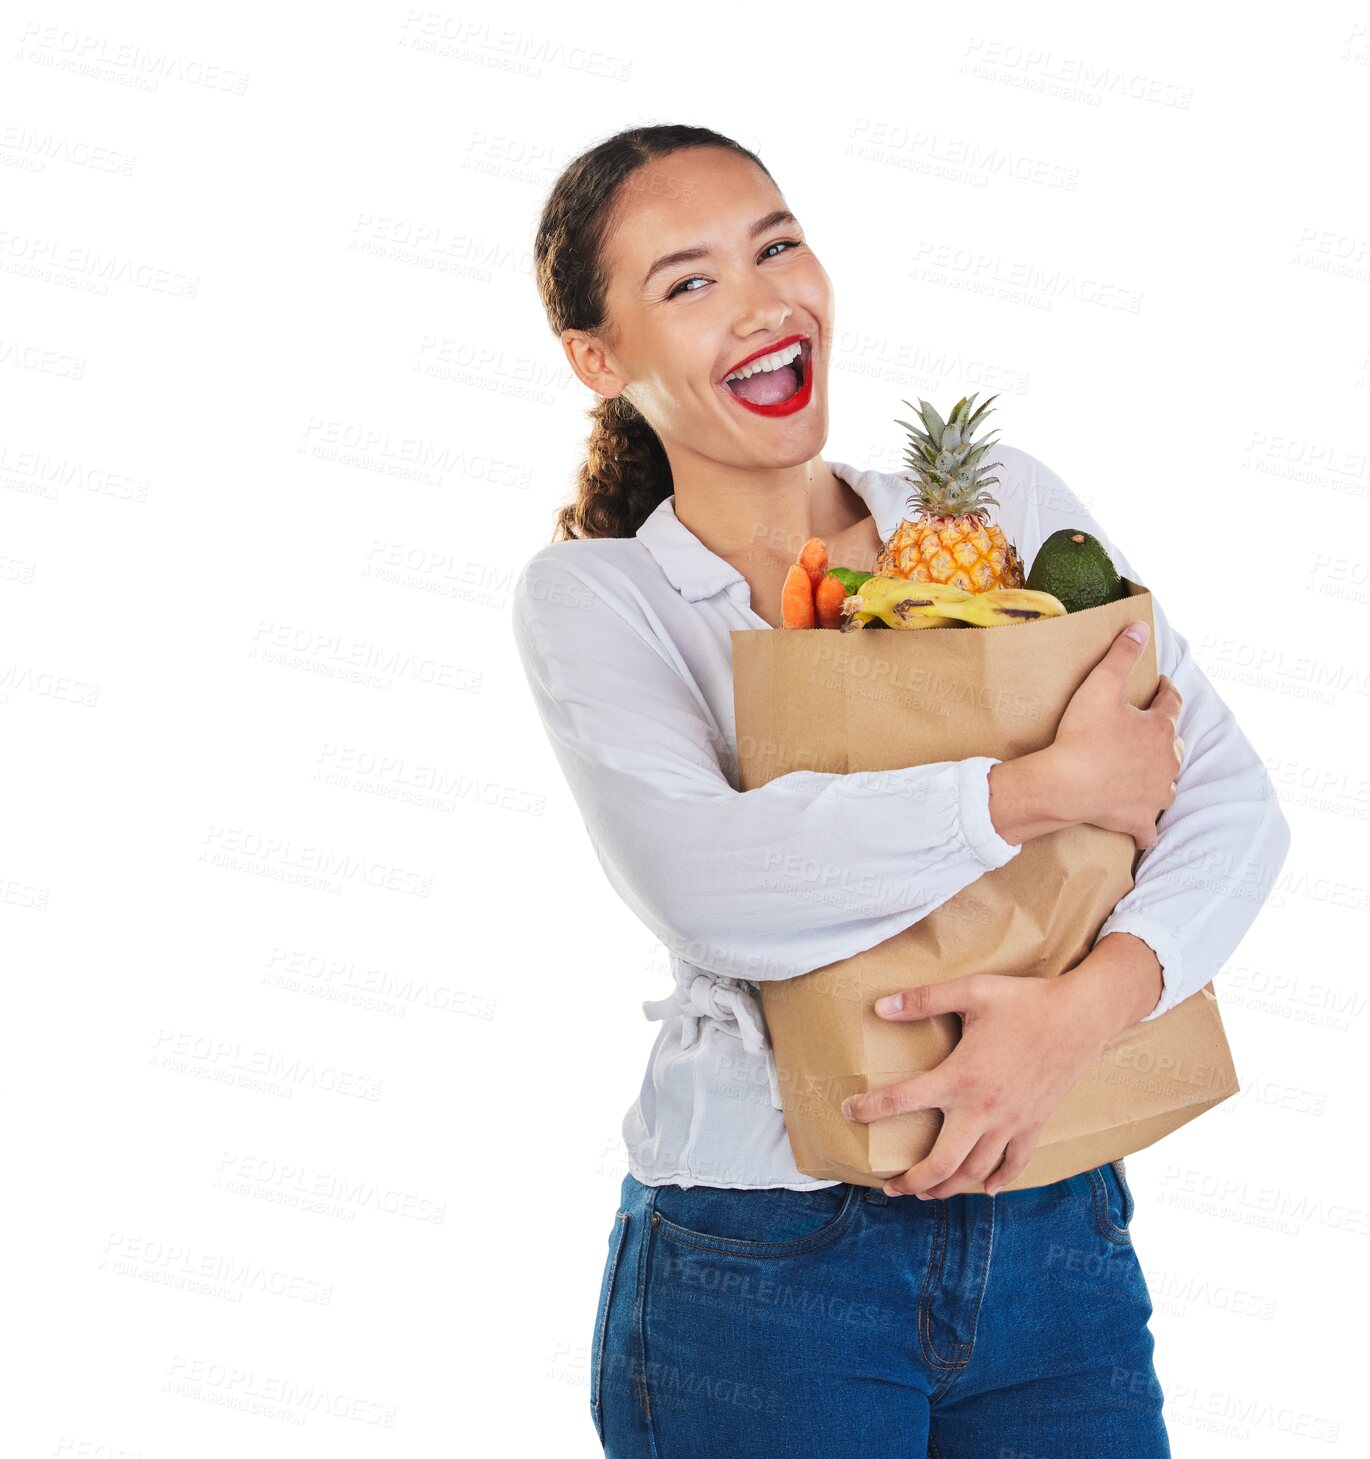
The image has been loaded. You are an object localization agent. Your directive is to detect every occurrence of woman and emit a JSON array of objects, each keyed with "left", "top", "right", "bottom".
[{"left": 514, "top": 125, "right": 1290, "bottom": 1458}]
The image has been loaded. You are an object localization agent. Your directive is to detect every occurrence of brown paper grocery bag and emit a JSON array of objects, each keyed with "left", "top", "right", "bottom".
[{"left": 730, "top": 580, "right": 1239, "bottom": 1191}]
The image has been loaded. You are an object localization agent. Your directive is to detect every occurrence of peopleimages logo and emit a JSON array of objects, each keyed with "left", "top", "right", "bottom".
[{"left": 958, "top": 37, "right": 1193, "bottom": 110}]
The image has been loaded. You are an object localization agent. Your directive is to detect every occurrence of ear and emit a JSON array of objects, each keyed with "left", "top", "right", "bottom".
[{"left": 562, "top": 328, "right": 627, "bottom": 400}]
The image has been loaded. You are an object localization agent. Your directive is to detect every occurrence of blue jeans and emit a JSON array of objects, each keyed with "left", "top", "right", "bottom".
[{"left": 590, "top": 1162, "right": 1169, "bottom": 1457}]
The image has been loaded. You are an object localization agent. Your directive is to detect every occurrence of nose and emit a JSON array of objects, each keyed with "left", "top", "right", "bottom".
[{"left": 732, "top": 280, "right": 793, "bottom": 339}]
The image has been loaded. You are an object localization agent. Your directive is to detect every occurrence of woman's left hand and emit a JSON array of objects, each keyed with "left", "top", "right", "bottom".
[{"left": 839, "top": 971, "right": 1110, "bottom": 1200}]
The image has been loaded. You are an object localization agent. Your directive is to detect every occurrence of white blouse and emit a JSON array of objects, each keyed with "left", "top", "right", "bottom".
[{"left": 510, "top": 444, "right": 1291, "bottom": 1190}]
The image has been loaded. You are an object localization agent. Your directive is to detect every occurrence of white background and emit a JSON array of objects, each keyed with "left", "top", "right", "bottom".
[{"left": 5, "top": 2, "right": 1368, "bottom": 1455}]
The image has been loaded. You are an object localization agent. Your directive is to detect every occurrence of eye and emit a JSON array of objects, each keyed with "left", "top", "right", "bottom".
[{"left": 665, "top": 239, "right": 804, "bottom": 300}]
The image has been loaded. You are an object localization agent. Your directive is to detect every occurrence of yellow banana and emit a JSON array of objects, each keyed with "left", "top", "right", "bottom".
[
  {"left": 841, "top": 577, "right": 972, "bottom": 630},
  {"left": 842, "top": 577, "right": 1066, "bottom": 630},
  {"left": 843, "top": 609, "right": 961, "bottom": 631},
  {"left": 953, "top": 587, "right": 1067, "bottom": 626}
]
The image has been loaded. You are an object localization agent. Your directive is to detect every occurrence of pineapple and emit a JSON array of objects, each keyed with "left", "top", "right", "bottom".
[{"left": 874, "top": 393, "right": 1025, "bottom": 593}]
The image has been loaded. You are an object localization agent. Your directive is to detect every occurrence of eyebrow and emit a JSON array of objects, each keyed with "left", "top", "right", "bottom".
[{"left": 640, "top": 209, "right": 799, "bottom": 291}]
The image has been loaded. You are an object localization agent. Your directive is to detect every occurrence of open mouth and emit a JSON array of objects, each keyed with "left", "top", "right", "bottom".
[{"left": 722, "top": 337, "right": 813, "bottom": 416}]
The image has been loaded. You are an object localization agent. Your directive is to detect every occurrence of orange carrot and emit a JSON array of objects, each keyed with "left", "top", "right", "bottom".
[
  {"left": 798, "top": 536, "right": 829, "bottom": 592},
  {"left": 814, "top": 572, "right": 847, "bottom": 629},
  {"left": 780, "top": 562, "right": 815, "bottom": 629}
]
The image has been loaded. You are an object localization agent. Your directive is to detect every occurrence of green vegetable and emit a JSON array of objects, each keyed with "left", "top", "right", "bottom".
[{"left": 825, "top": 566, "right": 874, "bottom": 596}]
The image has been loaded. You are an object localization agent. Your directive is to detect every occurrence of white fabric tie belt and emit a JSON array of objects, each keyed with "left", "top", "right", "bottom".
[{"left": 642, "top": 969, "right": 785, "bottom": 1111}]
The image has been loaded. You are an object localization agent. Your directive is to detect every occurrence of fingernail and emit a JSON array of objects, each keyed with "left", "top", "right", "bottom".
[
  {"left": 875, "top": 992, "right": 904, "bottom": 1015},
  {"left": 1125, "top": 621, "right": 1148, "bottom": 644},
  {"left": 841, "top": 1098, "right": 855, "bottom": 1118}
]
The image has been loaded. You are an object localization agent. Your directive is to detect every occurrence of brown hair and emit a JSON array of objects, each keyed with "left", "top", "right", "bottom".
[{"left": 533, "top": 124, "right": 775, "bottom": 542}]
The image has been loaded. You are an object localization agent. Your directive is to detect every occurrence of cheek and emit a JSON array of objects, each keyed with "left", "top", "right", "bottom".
[
  {"left": 653, "top": 351, "right": 724, "bottom": 414},
  {"left": 803, "top": 264, "right": 835, "bottom": 323},
  {"left": 640, "top": 371, "right": 709, "bottom": 418}
]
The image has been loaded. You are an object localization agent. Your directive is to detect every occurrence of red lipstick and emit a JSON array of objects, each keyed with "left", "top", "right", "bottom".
[{"left": 719, "top": 334, "right": 814, "bottom": 418}]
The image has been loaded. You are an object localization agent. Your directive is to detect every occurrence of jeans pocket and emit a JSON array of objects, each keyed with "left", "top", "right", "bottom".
[
  {"left": 591, "top": 1210, "right": 631, "bottom": 1442},
  {"left": 650, "top": 1181, "right": 862, "bottom": 1258},
  {"left": 1087, "top": 1161, "right": 1134, "bottom": 1245},
  {"left": 1111, "top": 1157, "right": 1136, "bottom": 1228}
]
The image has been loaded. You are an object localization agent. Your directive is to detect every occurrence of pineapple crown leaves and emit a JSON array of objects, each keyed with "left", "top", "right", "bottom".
[{"left": 893, "top": 391, "right": 1005, "bottom": 520}]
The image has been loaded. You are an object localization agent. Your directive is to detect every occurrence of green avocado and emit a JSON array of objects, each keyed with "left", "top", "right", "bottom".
[{"left": 1025, "top": 529, "right": 1126, "bottom": 614}]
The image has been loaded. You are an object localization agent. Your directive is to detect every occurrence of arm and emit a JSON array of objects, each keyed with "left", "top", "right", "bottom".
[
  {"left": 848, "top": 452, "right": 1293, "bottom": 1200},
  {"left": 1060, "top": 931, "right": 1166, "bottom": 1045},
  {"left": 1020, "top": 451, "right": 1293, "bottom": 1024},
  {"left": 511, "top": 551, "right": 1026, "bottom": 984}
]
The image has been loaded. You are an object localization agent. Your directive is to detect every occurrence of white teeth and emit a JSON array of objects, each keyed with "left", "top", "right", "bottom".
[{"left": 724, "top": 340, "right": 804, "bottom": 383}]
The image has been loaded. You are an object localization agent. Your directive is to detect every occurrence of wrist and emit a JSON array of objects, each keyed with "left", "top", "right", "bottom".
[
  {"left": 1059, "top": 933, "right": 1165, "bottom": 1048},
  {"left": 988, "top": 747, "right": 1080, "bottom": 846}
]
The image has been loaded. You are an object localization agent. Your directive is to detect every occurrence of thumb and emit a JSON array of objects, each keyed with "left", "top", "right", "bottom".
[
  {"left": 1096, "top": 620, "right": 1149, "bottom": 684},
  {"left": 874, "top": 981, "right": 975, "bottom": 1020}
]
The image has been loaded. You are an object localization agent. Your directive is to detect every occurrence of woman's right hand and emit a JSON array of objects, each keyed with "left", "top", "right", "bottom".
[{"left": 1050, "top": 621, "right": 1184, "bottom": 850}]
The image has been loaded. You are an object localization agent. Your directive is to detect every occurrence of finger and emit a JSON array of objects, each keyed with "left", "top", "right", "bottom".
[
  {"left": 1097, "top": 622, "right": 1149, "bottom": 692},
  {"left": 874, "top": 976, "right": 985, "bottom": 1022},
  {"left": 1148, "top": 674, "right": 1183, "bottom": 722},
  {"left": 922, "top": 1129, "right": 1010, "bottom": 1200},
  {"left": 984, "top": 1129, "right": 1039, "bottom": 1196},
  {"left": 843, "top": 1065, "right": 955, "bottom": 1123},
  {"left": 884, "top": 1108, "right": 983, "bottom": 1198}
]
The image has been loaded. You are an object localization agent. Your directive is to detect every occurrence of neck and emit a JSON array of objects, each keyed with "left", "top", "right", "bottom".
[{"left": 667, "top": 453, "right": 866, "bottom": 567}]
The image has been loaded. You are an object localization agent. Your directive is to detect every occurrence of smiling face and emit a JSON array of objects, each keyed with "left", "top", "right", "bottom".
[{"left": 563, "top": 147, "right": 833, "bottom": 470}]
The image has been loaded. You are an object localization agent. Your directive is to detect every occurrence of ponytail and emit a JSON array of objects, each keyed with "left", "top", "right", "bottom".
[{"left": 553, "top": 393, "right": 672, "bottom": 542}]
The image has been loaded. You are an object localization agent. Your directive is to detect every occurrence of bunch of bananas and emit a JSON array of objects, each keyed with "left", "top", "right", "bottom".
[{"left": 840, "top": 577, "right": 1066, "bottom": 632}]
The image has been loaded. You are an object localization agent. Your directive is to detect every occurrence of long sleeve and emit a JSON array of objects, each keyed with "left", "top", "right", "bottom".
[
  {"left": 511, "top": 551, "right": 1022, "bottom": 985},
  {"left": 1019, "top": 452, "right": 1293, "bottom": 1022}
]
